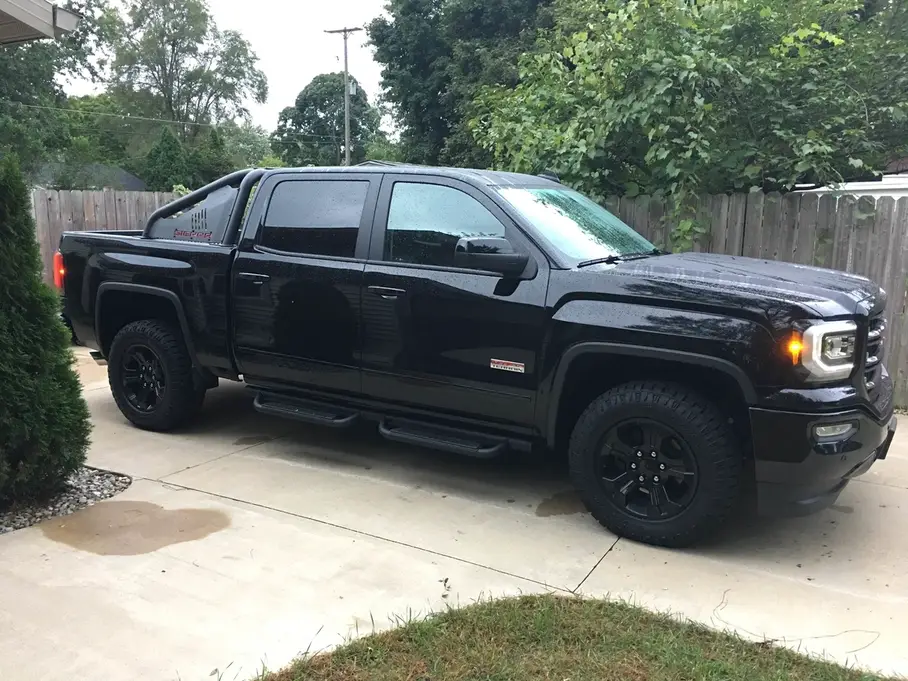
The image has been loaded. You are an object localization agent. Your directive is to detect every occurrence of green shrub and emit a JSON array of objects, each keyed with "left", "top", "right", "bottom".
[{"left": 0, "top": 155, "right": 90, "bottom": 507}]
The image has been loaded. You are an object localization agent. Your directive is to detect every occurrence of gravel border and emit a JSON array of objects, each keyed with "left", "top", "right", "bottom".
[{"left": 0, "top": 466, "right": 132, "bottom": 535}]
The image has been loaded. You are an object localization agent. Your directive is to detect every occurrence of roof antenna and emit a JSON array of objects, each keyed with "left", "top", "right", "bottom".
[{"left": 538, "top": 170, "right": 560, "bottom": 183}]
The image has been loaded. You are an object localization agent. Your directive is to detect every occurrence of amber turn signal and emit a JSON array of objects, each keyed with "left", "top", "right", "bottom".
[{"left": 785, "top": 334, "right": 803, "bottom": 365}]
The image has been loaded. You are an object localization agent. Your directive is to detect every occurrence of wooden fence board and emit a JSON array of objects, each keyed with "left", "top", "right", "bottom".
[
  {"left": 833, "top": 195, "right": 857, "bottom": 272},
  {"left": 852, "top": 196, "right": 877, "bottom": 278},
  {"left": 725, "top": 193, "right": 747, "bottom": 256},
  {"left": 778, "top": 193, "right": 800, "bottom": 262},
  {"left": 759, "top": 192, "right": 783, "bottom": 260},
  {"left": 742, "top": 192, "right": 765, "bottom": 258},
  {"left": 814, "top": 195, "right": 838, "bottom": 268},
  {"left": 794, "top": 193, "right": 818, "bottom": 265},
  {"left": 103, "top": 190, "right": 118, "bottom": 230}
]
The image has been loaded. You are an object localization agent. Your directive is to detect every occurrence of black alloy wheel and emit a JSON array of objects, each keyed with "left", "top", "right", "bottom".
[
  {"left": 568, "top": 381, "right": 743, "bottom": 547},
  {"left": 598, "top": 418, "right": 698, "bottom": 520},
  {"left": 120, "top": 344, "right": 166, "bottom": 413}
]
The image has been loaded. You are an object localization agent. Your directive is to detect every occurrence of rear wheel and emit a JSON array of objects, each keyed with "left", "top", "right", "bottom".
[
  {"left": 569, "top": 381, "right": 743, "bottom": 547},
  {"left": 108, "top": 320, "right": 205, "bottom": 432}
]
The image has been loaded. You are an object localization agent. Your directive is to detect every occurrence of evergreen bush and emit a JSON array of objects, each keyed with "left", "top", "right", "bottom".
[{"left": 0, "top": 155, "right": 90, "bottom": 507}]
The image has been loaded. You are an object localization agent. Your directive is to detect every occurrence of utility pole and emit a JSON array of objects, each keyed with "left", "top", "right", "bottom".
[{"left": 325, "top": 26, "right": 362, "bottom": 166}]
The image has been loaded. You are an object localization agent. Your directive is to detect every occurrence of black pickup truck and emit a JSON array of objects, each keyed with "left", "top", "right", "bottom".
[{"left": 58, "top": 165, "right": 896, "bottom": 547}]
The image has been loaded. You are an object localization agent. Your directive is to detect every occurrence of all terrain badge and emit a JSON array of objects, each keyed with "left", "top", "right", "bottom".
[{"left": 490, "top": 358, "right": 525, "bottom": 373}]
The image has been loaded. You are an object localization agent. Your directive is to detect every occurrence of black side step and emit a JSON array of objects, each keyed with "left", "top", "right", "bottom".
[
  {"left": 378, "top": 418, "right": 507, "bottom": 459},
  {"left": 253, "top": 392, "right": 359, "bottom": 429}
]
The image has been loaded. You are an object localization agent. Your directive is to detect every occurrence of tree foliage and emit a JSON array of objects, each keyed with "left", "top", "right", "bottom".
[
  {"left": 0, "top": 0, "right": 110, "bottom": 172},
  {"left": 473, "top": 0, "right": 908, "bottom": 246},
  {"left": 0, "top": 156, "right": 90, "bottom": 506},
  {"left": 141, "top": 126, "right": 190, "bottom": 190},
  {"left": 368, "top": 0, "right": 553, "bottom": 167},
  {"left": 108, "top": 0, "right": 267, "bottom": 133},
  {"left": 271, "top": 73, "right": 380, "bottom": 167}
]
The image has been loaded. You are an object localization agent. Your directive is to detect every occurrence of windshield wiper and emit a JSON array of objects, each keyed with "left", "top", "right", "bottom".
[{"left": 577, "top": 249, "right": 662, "bottom": 268}]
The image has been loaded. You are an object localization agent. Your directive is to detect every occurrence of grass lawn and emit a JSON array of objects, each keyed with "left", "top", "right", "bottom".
[{"left": 265, "top": 594, "right": 887, "bottom": 681}]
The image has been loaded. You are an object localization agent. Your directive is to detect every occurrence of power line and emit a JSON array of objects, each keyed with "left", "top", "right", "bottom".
[{"left": 0, "top": 100, "right": 357, "bottom": 144}]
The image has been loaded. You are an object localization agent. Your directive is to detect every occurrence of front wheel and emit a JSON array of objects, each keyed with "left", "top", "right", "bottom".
[
  {"left": 108, "top": 320, "right": 206, "bottom": 432},
  {"left": 569, "top": 381, "right": 743, "bottom": 547}
]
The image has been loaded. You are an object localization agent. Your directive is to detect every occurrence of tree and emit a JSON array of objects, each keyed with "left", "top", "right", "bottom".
[
  {"left": 108, "top": 0, "right": 268, "bottom": 135},
  {"left": 0, "top": 0, "right": 113, "bottom": 173},
  {"left": 368, "top": 0, "right": 553, "bottom": 167},
  {"left": 271, "top": 73, "right": 381, "bottom": 167},
  {"left": 142, "top": 126, "right": 190, "bottom": 190},
  {"left": 473, "top": 0, "right": 908, "bottom": 247},
  {"left": 0, "top": 155, "right": 90, "bottom": 506},
  {"left": 188, "top": 128, "right": 234, "bottom": 186},
  {"left": 218, "top": 120, "right": 273, "bottom": 167},
  {"left": 365, "top": 132, "right": 405, "bottom": 163}
]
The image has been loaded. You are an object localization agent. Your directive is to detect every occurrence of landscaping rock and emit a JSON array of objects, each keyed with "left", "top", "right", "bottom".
[{"left": 0, "top": 467, "right": 131, "bottom": 535}]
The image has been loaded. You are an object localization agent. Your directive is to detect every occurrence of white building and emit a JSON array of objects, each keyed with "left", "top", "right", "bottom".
[{"left": 799, "top": 173, "right": 908, "bottom": 199}]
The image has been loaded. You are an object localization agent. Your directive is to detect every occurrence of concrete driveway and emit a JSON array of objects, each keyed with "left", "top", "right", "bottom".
[{"left": 1, "top": 349, "right": 906, "bottom": 681}]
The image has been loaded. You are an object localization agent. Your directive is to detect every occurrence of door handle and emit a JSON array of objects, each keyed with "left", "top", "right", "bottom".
[
  {"left": 368, "top": 285, "right": 406, "bottom": 300},
  {"left": 237, "top": 272, "right": 270, "bottom": 284}
]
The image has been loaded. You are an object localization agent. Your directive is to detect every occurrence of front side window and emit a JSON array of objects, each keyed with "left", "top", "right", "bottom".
[
  {"left": 385, "top": 182, "right": 505, "bottom": 268},
  {"left": 498, "top": 187, "right": 654, "bottom": 261},
  {"left": 261, "top": 180, "right": 369, "bottom": 257}
]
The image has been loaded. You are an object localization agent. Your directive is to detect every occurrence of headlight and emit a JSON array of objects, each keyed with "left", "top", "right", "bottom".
[{"left": 800, "top": 321, "right": 858, "bottom": 380}]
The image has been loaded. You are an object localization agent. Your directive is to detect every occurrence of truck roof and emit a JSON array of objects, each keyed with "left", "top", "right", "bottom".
[{"left": 265, "top": 162, "right": 561, "bottom": 189}]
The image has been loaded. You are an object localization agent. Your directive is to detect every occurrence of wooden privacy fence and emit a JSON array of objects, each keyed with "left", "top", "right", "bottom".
[
  {"left": 31, "top": 189, "right": 175, "bottom": 286},
  {"left": 28, "top": 187, "right": 908, "bottom": 406},
  {"left": 609, "top": 191, "right": 908, "bottom": 406}
]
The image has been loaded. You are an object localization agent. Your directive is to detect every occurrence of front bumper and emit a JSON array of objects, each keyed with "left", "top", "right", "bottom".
[{"left": 751, "top": 407, "right": 896, "bottom": 517}]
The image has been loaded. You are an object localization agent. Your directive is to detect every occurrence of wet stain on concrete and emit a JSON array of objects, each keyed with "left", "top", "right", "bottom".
[
  {"left": 830, "top": 504, "right": 854, "bottom": 514},
  {"left": 233, "top": 434, "right": 273, "bottom": 446},
  {"left": 41, "top": 501, "right": 230, "bottom": 555},
  {"left": 535, "top": 490, "right": 586, "bottom": 517}
]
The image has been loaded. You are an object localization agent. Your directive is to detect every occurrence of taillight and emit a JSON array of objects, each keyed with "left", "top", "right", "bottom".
[{"left": 53, "top": 251, "right": 65, "bottom": 289}]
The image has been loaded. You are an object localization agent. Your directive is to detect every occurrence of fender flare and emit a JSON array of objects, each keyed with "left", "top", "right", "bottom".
[
  {"left": 544, "top": 342, "right": 758, "bottom": 448},
  {"left": 95, "top": 282, "right": 199, "bottom": 368}
]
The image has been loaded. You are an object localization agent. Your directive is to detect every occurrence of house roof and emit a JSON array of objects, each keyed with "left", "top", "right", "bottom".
[{"left": 0, "top": 0, "right": 79, "bottom": 45}]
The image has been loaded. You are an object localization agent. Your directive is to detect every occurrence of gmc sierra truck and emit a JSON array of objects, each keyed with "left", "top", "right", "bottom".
[{"left": 57, "top": 164, "right": 896, "bottom": 547}]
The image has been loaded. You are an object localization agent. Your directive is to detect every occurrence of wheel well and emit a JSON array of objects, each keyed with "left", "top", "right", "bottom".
[
  {"left": 97, "top": 290, "right": 182, "bottom": 355},
  {"left": 552, "top": 354, "right": 752, "bottom": 455}
]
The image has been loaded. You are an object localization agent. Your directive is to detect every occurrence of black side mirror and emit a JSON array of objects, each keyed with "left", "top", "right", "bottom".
[{"left": 454, "top": 236, "right": 529, "bottom": 276}]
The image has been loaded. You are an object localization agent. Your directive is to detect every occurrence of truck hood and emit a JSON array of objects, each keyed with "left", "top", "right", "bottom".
[{"left": 596, "top": 252, "right": 883, "bottom": 320}]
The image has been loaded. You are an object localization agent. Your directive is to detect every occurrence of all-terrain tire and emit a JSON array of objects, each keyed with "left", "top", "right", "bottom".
[
  {"left": 568, "top": 381, "right": 743, "bottom": 548},
  {"left": 108, "top": 320, "right": 205, "bottom": 432}
]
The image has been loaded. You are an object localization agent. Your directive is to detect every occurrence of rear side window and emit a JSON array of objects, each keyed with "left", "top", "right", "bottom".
[{"left": 261, "top": 180, "right": 369, "bottom": 257}]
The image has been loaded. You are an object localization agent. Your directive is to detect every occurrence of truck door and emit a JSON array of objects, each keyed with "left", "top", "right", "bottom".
[
  {"left": 231, "top": 172, "right": 380, "bottom": 396},
  {"left": 359, "top": 175, "right": 549, "bottom": 428}
]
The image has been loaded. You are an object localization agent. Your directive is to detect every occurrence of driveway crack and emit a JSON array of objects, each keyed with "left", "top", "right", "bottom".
[{"left": 572, "top": 536, "right": 620, "bottom": 593}]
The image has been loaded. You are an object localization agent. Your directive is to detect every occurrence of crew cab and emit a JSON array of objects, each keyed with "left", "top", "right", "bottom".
[{"left": 57, "top": 165, "right": 896, "bottom": 547}]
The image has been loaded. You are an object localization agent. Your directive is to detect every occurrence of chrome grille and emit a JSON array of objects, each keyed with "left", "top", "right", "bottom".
[{"left": 864, "top": 315, "right": 885, "bottom": 391}]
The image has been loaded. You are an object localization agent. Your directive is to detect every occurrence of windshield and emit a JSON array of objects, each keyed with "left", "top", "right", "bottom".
[{"left": 498, "top": 187, "right": 655, "bottom": 261}]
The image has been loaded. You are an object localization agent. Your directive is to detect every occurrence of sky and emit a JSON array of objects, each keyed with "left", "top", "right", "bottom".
[{"left": 66, "top": 0, "right": 388, "bottom": 132}]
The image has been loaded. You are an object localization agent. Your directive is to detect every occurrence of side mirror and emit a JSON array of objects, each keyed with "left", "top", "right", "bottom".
[{"left": 454, "top": 236, "right": 529, "bottom": 276}]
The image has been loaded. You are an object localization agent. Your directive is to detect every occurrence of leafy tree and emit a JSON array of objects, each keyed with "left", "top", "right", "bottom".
[
  {"left": 0, "top": 0, "right": 111, "bottom": 173},
  {"left": 0, "top": 155, "right": 90, "bottom": 506},
  {"left": 108, "top": 0, "right": 268, "bottom": 135},
  {"left": 365, "top": 133, "right": 405, "bottom": 163},
  {"left": 271, "top": 73, "right": 380, "bottom": 166},
  {"left": 218, "top": 120, "right": 273, "bottom": 167},
  {"left": 142, "top": 126, "right": 190, "bottom": 190},
  {"left": 473, "top": 0, "right": 908, "bottom": 248},
  {"left": 368, "top": 0, "right": 553, "bottom": 167},
  {"left": 188, "top": 128, "right": 233, "bottom": 186}
]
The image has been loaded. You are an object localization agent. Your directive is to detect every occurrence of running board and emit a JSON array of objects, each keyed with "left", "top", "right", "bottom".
[
  {"left": 378, "top": 418, "right": 507, "bottom": 459},
  {"left": 253, "top": 392, "right": 359, "bottom": 429}
]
